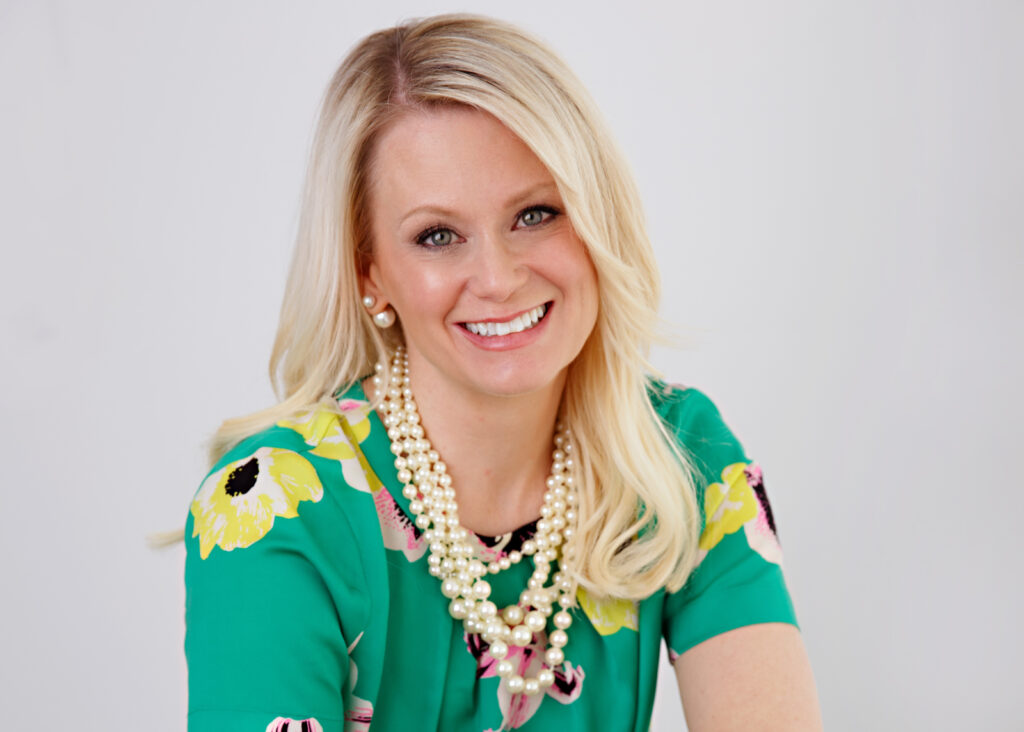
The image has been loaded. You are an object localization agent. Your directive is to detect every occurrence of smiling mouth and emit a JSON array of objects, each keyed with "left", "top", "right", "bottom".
[{"left": 460, "top": 302, "right": 551, "bottom": 337}]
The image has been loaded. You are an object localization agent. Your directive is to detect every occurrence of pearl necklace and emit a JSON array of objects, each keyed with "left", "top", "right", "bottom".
[{"left": 376, "top": 347, "right": 579, "bottom": 697}]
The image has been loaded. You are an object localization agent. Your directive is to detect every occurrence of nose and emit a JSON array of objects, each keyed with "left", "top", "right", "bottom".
[{"left": 466, "top": 233, "right": 528, "bottom": 302}]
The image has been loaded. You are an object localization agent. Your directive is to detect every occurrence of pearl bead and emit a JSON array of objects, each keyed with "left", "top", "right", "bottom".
[
  {"left": 478, "top": 601, "right": 497, "bottom": 619},
  {"left": 545, "top": 647, "right": 564, "bottom": 666},
  {"left": 441, "top": 579, "right": 459, "bottom": 598},
  {"left": 524, "top": 678, "right": 540, "bottom": 696},
  {"left": 472, "top": 580, "right": 491, "bottom": 599},
  {"left": 502, "top": 605, "right": 524, "bottom": 625},
  {"left": 522, "top": 540, "right": 537, "bottom": 555},
  {"left": 450, "top": 599, "right": 467, "bottom": 618},
  {"left": 554, "top": 611, "right": 572, "bottom": 629},
  {"left": 538, "top": 668, "right": 555, "bottom": 687},
  {"left": 524, "top": 610, "right": 546, "bottom": 633},
  {"left": 507, "top": 675, "right": 525, "bottom": 695},
  {"left": 510, "top": 625, "right": 533, "bottom": 647},
  {"left": 496, "top": 659, "right": 515, "bottom": 678},
  {"left": 488, "top": 640, "right": 509, "bottom": 660},
  {"left": 549, "top": 629, "right": 568, "bottom": 648}
]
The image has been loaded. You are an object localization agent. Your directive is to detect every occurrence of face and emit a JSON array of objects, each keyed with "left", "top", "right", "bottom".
[{"left": 362, "top": 106, "right": 599, "bottom": 404}]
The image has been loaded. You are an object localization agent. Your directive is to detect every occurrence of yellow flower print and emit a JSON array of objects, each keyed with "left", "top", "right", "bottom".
[
  {"left": 279, "top": 406, "right": 376, "bottom": 493},
  {"left": 699, "top": 462, "right": 758, "bottom": 555},
  {"left": 190, "top": 447, "right": 323, "bottom": 559},
  {"left": 336, "top": 398, "right": 372, "bottom": 444},
  {"left": 576, "top": 586, "right": 638, "bottom": 636},
  {"left": 278, "top": 409, "right": 357, "bottom": 461}
]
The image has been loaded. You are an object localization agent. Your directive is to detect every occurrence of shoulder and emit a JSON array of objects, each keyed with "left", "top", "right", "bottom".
[
  {"left": 186, "top": 396, "right": 377, "bottom": 563},
  {"left": 647, "top": 379, "right": 749, "bottom": 487}
]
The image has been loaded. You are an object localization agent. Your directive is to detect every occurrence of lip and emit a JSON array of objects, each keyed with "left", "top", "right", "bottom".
[{"left": 455, "top": 301, "right": 553, "bottom": 351}]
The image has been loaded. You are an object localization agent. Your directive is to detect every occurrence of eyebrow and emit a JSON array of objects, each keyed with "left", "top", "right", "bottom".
[{"left": 397, "top": 181, "right": 561, "bottom": 226}]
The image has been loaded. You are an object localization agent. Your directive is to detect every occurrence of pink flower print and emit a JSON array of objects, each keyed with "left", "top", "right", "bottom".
[
  {"left": 336, "top": 398, "right": 372, "bottom": 440},
  {"left": 343, "top": 632, "right": 374, "bottom": 731},
  {"left": 373, "top": 486, "right": 426, "bottom": 562},
  {"left": 265, "top": 718, "right": 323, "bottom": 732},
  {"left": 742, "top": 464, "right": 783, "bottom": 566},
  {"left": 466, "top": 630, "right": 585, "bottom": 729}
]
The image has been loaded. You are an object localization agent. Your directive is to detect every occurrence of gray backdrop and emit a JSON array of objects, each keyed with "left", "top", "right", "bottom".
[{"left": 1, "top": 1, "right": 1021, "bottom": 729}]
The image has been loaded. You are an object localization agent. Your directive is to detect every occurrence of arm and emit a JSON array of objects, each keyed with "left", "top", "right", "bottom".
[{"left": 674, "top": 623, "right": 822, "bottom": 732}]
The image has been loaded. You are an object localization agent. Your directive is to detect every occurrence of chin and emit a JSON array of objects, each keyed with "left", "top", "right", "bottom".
[{"left": 469, "top": 363, "right": 570, "bottom": 400}]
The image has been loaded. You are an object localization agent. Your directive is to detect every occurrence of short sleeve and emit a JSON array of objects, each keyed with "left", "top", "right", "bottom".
[
  {"left": 185, "top": 432, "right": 368, "bottom": 732},
  {"left": 655, "top": 386, "right": 798, "bottom": 660}
]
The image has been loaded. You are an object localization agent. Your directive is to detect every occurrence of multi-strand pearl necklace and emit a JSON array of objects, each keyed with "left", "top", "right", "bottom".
[{"left": 376, "top": 347, "right": 579, "bottom": 697}]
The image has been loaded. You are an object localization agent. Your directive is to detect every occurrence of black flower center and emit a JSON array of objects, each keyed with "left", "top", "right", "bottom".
[{"left": 224, "top": 457, "right": 259, "bottom": 496}]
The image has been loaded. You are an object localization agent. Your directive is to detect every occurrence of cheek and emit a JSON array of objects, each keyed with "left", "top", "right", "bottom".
[{"left": 387, "top": 264, "right": 462, "bottom": 315}]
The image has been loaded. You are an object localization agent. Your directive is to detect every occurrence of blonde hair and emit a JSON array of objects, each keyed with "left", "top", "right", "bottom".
[{"left": 208, "top": 14, "right": 700, "bottom": 599}]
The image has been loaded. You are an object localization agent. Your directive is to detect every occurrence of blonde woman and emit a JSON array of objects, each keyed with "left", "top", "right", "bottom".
[{"left": 185, "top": 14, "right": 821, "bottom": 732}]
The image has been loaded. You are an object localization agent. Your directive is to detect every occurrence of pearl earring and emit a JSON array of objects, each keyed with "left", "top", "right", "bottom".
[
  {"left": 373, "top": 307, "right": 396, "bottom": 328},
  {"left": 362, "top": 295, "right": 376, "bottom": 308}
]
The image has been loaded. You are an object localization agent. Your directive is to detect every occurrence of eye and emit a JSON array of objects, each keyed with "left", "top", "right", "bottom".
[
  {"left": 416, "top": 227, "right": 457, "bottom": 248},
  {"left": 515, "top": 205, "right": 559, "bottom": 229}
]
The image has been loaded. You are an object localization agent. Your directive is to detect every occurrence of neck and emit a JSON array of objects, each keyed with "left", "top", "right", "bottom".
[{"left": 366, "top": 351, "right": 566, "bottom": 537}]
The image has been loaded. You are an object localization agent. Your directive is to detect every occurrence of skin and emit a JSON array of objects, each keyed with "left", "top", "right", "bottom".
[
  {"left": 362, "top": 106, "right": 823, "bottom": 727},
  {"left": 674, "top": 623, "right": 823, "bottom": 731}
]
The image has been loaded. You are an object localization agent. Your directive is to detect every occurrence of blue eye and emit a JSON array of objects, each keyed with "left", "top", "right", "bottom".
[
  {"left": 516, "top": 206, "right": 558, "bottom": 228},
  {"left": 417, "top": 227, "right": 456, "bottom": 247}
]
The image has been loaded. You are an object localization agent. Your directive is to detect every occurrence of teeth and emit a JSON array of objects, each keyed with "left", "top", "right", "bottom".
[{"left": 464, "top": 304, "right": 548, "bottom": 337}]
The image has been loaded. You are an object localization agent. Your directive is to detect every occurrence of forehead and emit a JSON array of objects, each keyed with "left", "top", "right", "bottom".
[{"left": 367, "top": 106, "right": 555, "bottom": 218}]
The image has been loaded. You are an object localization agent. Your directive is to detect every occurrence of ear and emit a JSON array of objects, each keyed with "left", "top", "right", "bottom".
[{"left": 360, "top": 259, "right": 388, "bottom": 310}]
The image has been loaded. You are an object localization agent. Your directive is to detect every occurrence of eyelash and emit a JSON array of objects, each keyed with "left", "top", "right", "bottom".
[{"left": 414, "top": 204, "right": 561, "bottom": 248}]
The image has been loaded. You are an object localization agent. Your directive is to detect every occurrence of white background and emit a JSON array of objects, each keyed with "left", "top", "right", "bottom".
[{"left": 1, "top": 1, "right": 1021, "bottom": 729}]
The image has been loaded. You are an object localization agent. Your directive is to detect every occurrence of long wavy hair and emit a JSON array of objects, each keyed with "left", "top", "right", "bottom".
[{"left": 208, "top": 14, "right": 700, "bottom": 599}]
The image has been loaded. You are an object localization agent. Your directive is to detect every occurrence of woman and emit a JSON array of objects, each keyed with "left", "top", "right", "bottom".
[{"left": 185, "top": 14, "right": 821, "bottom": 731}]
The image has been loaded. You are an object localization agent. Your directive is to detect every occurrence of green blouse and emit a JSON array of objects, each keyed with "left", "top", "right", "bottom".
[{"left": 184, "top": 382, "right": 797, "bottom": 731}]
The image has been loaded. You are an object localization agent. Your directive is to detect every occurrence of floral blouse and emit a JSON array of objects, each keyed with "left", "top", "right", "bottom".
[{"left": 184, "top": 382, "right": 796, "bottom": 731}]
